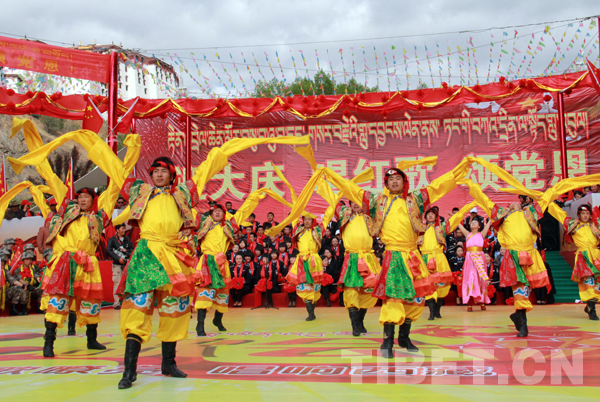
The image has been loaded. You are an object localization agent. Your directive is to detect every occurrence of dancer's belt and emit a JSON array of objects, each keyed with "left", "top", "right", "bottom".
[
  {"left": 141, "top": 232, "right": 180, "bottom": 247},
  {"left": 466, "top": 247, "right": 483, "bottom": 252},
  {"left": 385, "top": 242, "right": 418, "bottom": 253},
  {"left": 420, "top": 249, "right": 442, "bottom": 255}
]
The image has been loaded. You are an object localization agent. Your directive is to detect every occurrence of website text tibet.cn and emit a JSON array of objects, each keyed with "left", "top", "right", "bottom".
[{"left": 340, "top": 348, "right": 585, "bottom": 385}]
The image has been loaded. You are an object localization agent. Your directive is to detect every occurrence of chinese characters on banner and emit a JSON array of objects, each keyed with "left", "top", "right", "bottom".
[{"left": 136, "top": 88, "right": 600, "bottom": 222}]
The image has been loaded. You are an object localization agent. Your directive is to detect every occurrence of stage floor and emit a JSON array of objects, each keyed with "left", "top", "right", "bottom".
[{"left": 1, "top": 304, "right": 599, "bottom": 401}]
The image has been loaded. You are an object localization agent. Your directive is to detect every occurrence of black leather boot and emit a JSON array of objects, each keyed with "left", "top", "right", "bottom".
[
  {"left": 380, "top": 323, "right": 395, "bottom": 359},
  {"left": 196, "top": 309, "right": 207, "bottom": 336},
  {"left": 398, "top": 319, "right": 419, "bottom": 352},
  {"left": 10, "top": 303, "right": 20, "bottom": 316},
  {"left": 43, "top": 321, "right": 57, "bottom": 357},
  {"left": 67, "top": 311, "right": 77, "bottom": 336},
  {"left": 517, "top": 309, "right": 528, "bottom": 337},
  {"left": 509, "top": 312, "right": 521, "bottom": 331},
  {"left": 266, "top": 291, "right": 273, "bottom": 308},
  {"left": 161, "top": 342, "right": 188, "bottom": 378},
  {"left": 426, "top": 299, "right": 436, "bottom": 321},
  {"left": 86, "top": 324, "right": 107, "bottom": 350},
  {"left": 586, "top": 301, "right": 599, "bottom": 321},
  {"left": 20, "top": 303, "right": 29, "bottom": 315},
  {"left": 305, "top": 301, "right": 316, "bottom": 321},
  {"left": 358, "top": 308, "right": 368, "bottom": 333},
  {"left": 435, "top": 298, "right": 444, "bottom": 319},
  {"left": 118, "top": 334, "right": 142, "bottom": 389},
  {"left": 212, "top": 311, "right": 227, "bottom": 331},
  {"left": 348, "top": 307, "right": 361, "bottom": 336}
]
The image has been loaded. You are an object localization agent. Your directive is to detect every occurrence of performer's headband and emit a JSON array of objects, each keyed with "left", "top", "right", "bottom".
[
  {"left": 384, "top": 168, "right": 406, "bottom": 183},
  {"left": 578, "top": 204, "right": 592, "bottom": 214},
  {"left": 75, "top": 188, "right": 98, "bottom": 199},
  {"left": 148, "top": 160, "right": 176, "bottom": 175}
]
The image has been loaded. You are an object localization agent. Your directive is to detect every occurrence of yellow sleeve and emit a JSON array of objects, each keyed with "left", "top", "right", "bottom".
[
  {"left": 546, "top": 202, "right": 568, "bottom": 225},
  {"left": 192, "top": 135, "right": 310, "bottom": 197},
  {"left": 11, "top": 117, "right": 69, "bottom": 207},
  {"left": 426, "top": 157, "right": 471, "bottom": 204},
  {"left": 538, "top": 173, "right": 600, "bottom": 212},
  {"left": 322, "top": 168, "right": 365, "bottom": 205},
  {"left": 458, "top": 178, "right": 495, "bottom": 216},
  {"left": 0, "top": 182, "right": 35, "bottom": 222},
  {"left": 8, "top": 129, "right": 141, "bottom": 217},
  {"left": 446, "top": 201, "right": 478, "bottom": 232}
]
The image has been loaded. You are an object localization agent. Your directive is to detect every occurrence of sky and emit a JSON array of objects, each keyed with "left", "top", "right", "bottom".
[{"left": 1, "top": 1, "right": 599, "bottom": 97}]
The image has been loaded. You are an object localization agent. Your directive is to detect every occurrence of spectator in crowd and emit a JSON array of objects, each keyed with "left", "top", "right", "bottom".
[
  {"left": 464, "top": 207, "right": 484, "bottom": 229},
  {"left": 106, "top": 224, "right": 133, "bottom": 310},
  {"left": 254, "top": 254, "right": 279, "bottom": 308},
  {"left": 320, "top": 250, "right": 339, "bottom": 307},
  {"left": 225, "top": 201, "right": 237, "bottom": 214},
  {"left": 6, "top": 251, "right": 37, "bottom": 316},
  {"left": 230, "top": 254, "right": 252, "bottom": 307},
  {"left": 373, "top": 237, "right": 385, "bottom": 254},
  {"left": 21, "top": 200, "right": 35, "bottom": 217},
  {"left": 115, "top": 196, "right": 127, "bottom": 210},
  {"left": 5, "top": 200, "right": 25, "bottom": 220},
  {"left": 263, "top": 212, "right": 279, "bottom": 230},
  {"left": 227, "top": 244, "right": 240, "bottom": 265}
]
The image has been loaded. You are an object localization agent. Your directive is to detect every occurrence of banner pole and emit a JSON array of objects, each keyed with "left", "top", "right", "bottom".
[
  {"left": 185, "top": 115, "right": 192, "bottom": 181},
  {"left": 108, "top": 52, "right": 119, "bottom": 155},
  {"left": 557, "top": 91, "right": 569, "bottom": 180}
]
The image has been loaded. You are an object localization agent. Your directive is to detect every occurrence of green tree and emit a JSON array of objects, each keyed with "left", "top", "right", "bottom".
[{"left": 251, "top": 70, "right": 377, "bottom": 98}]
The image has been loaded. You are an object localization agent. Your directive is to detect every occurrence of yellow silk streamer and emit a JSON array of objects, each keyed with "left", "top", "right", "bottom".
[
  {"left": 8, "top": 129, "right": 141, "bottom": 218},
  {"left": 272, "top": 164, "right": 297, "bottom": 203},
  {"left": 0, "top": 182, "right": 49, "bottom": 222},
  {"left": 446, "top": 201, "right": 478, "bottom": 232},
  {"left": 11, "top": 117, "right": 69, "bottom": 207},
  {"left": 294, "top": 144, "right": 319, "bottom": 172},
  {"left": 192, "top": 135, "right": 310, "bottom": 198},
  {"left": 396, "top": 156, "right": 438, "bottom": 171}
]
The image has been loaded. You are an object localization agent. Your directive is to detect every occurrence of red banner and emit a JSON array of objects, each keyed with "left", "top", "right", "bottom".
[
  {"left": 0, "top": 36, "right": 110, "bottom": 83},
  {"left": 136, "top": 87, "right": 600, "bottom": 223}
]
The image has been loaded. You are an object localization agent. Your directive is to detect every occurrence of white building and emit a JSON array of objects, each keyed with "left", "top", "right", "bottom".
[{"left": 0, "top": 43, "right": 182, "bottom": 100}]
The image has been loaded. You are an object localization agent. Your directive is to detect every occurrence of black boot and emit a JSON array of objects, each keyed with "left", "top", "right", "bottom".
[
  {"left": 212, "top": 311, "right": 227, "bottom": 331},
  {"left": 517, "top": 309, "right": 528, "bottom": 338},
  {"left": 67, "top": 311, "right": 77, "bottom": 336},
  {"left": 43, "top": 321, "right": 57, "bottom": 357},
  {"left": 435, "top": 298, "right": 444, "bottom": 319},
  {"left": 161, "top": 342, "right": 187, "bottom": 377},
  {"left": 118, "top": 334, "right": 142, "bottom": 389},
  {"left": 305, "top": 301, "right": 316, "bottom": 321},
  {"left": 358, "top": 308, "right": 368, "bottom": 333},
  {"left": 509, "top": 312, "right": 521, "bottom": 331},
  {"left": 586, "top": 301, "right": 599, "bottom": 321},
  {"left": 348, "top": 307, "right": 361, "bottom": 336},
  {"left": 266, "top": 291, "right": 273, "bottom": 308},
  {"left": 196, "top": 309, "right": 207, "bottom": 336},
  {"left": 398, "top": 319, "right": 419, "bottom": 352},
  {"left": 338, "top": 292, "right": 344, "bottom": 307},
  {"left": 20, "top": 303, "right": 29, "bottom": 315},
  {"left": 326, "top": 298, "right": 331, "bottom": 307},
  {"left": 10, "top": 303, "right": 20, "bottom": 316},
  {"left": 86, "top": 324, "right": 107, "bottom": 350},
  {"left": 425, "top": 299, "right": 436, "bottom": 321},
  {"left": 380, "top": 323, "right": 395, "bottom": 359}
]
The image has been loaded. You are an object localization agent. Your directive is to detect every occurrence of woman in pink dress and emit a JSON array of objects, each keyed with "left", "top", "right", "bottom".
[{"left": 458, "top": 217, "right": 493, "bottom": 311}]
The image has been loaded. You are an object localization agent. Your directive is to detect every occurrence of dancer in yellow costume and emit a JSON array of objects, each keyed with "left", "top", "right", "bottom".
[
  {"left": 11, "top": 117, "right": 77, "bottom": 335},
  {"left": 327, "top": 159, "right": 471, "bottom": 357},
  {"left": 336, "top": 200, "right": 380, "bottom": 336},
  {"left": 286, "top": 214, "right": 323, "bottom": 321},
  {"left": 8, "top": 129, "right": 140, "bottom": 357},
  {"left": 420, "top": 202, "right": 476, "bottom": 320},
  {"left": 463, "top": 180, "right": 549, "bottom": 338},
  {"left": 547, "top": 203, "right": 600, "bottom": 320},
  {"left": 113, "top": 135, "right": 309, "bottom": 389},
  {"left": 194, "top": 203, "right": 234, "bottom": 336}
]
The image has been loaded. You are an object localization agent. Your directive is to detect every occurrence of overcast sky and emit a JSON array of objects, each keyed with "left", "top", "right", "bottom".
[{"left": 2, "top": 1, "right": 599, "bottom": 97}]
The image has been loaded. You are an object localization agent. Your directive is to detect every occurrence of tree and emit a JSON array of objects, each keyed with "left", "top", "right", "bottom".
[{"left": 251, "top": 70, "right": 377, "bottom": 98}]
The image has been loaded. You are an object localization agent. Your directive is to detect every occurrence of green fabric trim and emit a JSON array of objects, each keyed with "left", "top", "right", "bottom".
[
  {"left": 385, "top": 251, "right": 417, "bottom": 301},
  {"left": 303, "top": 259, "right": 314, "bottom": 284},
  {"left": 509, "top": 249, "right": 530, "bottom": 286},
  {"left": 343, "top": 253, "right": 364, "bottom": 288},
  {"left": 206, "top": 254, "right": 225, "bottom": 289},
  {"left": 68, "top": 254, "right": 77, "bottom": 297},
  {"left": 581, "top": 251, "right": 600, "bottom": 278},
  {"left": 125, "top": 239, "right": 171, "bottom": 294}
]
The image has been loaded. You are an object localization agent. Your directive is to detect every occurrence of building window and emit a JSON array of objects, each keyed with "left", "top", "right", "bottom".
[
  {"left": 125, "top": 75, "right": 128, "bottom": 82},
  {"left": 144, "top": 88, "right": 147, "bottom": 94},
  {"left": 138, "top": 71, "right": 141, "bottom": 84},
  {"left": 126, "top": 85, "right": 129, "bottom": 91},
  {"left": 119, "top": 83, "right": 122, "bottom": 89}
]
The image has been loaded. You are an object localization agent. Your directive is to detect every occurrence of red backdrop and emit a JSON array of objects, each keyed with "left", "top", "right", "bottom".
[{"left": 135, "top": 87, "right": 600, "bottom": 223}]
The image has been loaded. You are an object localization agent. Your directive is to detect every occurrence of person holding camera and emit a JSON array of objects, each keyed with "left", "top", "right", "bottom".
[{"left": 107, "top": 224, "right": 133, "bottom": 310}]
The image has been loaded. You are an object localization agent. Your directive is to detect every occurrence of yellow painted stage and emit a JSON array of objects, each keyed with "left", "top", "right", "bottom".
[{"left": 1, "top": 304, "right": 599, "bottom": 401}]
